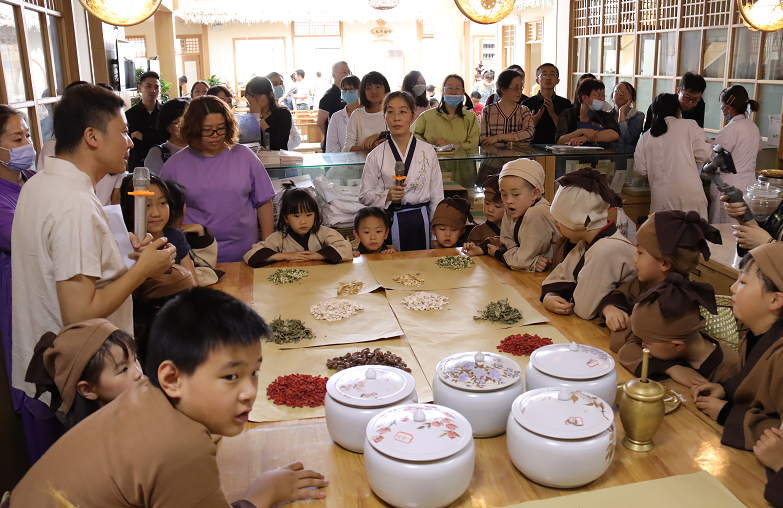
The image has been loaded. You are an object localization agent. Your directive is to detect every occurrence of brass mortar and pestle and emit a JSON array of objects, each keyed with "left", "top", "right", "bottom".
[{"left": 619, "top": 349, "right": 665, "bottom": 452}]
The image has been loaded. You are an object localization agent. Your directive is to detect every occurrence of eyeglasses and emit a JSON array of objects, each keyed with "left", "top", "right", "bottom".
[
  {"left": 505, "top": 86, "right": 524, "bottom": 92},
  {"left": 680, "top": 94, "right": 701, "bottom": 104},
  {"left": 538, "top": 73, "right": 558, "bottom": 78},
  {"left": 443, "top": 87, "right": 464, "bottom": 93},
  {"left": 201, "top": 127, "right": 227, "bottom": 137},
  {"left": 614, "top": 89, "right": 631, "bottom": 95}
]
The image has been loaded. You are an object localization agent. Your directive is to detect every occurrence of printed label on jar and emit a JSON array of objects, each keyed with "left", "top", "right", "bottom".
[
  {"left": 566, "top": 417, "right": 584, "bottom": 426},
  {"left": 395, "top": 432, "right": 414, "bottom": 444},
  {"left": 586, "top": 359, "right": 599, "bottom": 368}
]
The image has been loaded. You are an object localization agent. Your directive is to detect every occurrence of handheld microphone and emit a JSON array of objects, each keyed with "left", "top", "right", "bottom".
[
  {"left": 392, "top": 161, "right": 405, "bottom": 204},
  {"left": 130, "top": 167, "right": 152, "bottom": 239}
]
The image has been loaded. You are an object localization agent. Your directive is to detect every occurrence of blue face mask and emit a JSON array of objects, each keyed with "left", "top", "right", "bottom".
[
  {"left": 443, "top": 95, "right": 463, "bottom": 108},
  {"left": 0, "top": 143, "right": 35, "bottom": 172},
  {"left": 273, "top": 85, "right": 285, "bottom": 99},
  {"left": 341, "top": 90, "right": 359, "bottom": 105}
]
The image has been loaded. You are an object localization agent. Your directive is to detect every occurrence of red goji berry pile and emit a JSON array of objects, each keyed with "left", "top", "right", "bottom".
[
  {"left": 497, "top": 334, "right": 553, "bottom": 356},
  {"left": 266, "top": 374, "right": 329, "bottom": 408}
]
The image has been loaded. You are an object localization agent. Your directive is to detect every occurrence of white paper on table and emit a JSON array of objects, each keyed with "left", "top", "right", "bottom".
[{"left": 103, "top": 204, "right": 135, "bottom": 269}]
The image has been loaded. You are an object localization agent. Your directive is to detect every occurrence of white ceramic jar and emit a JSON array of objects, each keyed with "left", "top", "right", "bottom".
[
  {"left": 525, "top": 342, "right": 618, "bottom": 405},
  {"left": 364, "top": 404, "right": 475, "bottom": 508},
  {"left": 433, "top": 351, "right": 525, "bottom": 437},
  {"left": 325, "top": 365, "right": 417, "bottom": 453},
  {"left": 507, "top": 387, "right": 616, "bottom": 488}
]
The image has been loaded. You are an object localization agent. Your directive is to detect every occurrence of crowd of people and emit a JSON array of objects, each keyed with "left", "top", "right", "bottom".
[{"left": 0, "top": 55, "right": 780, "bottom": 508}]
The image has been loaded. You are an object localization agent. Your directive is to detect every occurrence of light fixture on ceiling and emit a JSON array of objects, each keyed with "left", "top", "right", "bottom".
[
  {"left": 737, "top": 0, "right": 783, "bottom": 31},
  {"left": 79, "top": 0, "right": 161, "bottom": 26},
  {"left": 454, "top": 0, "right": 515, "bottom": 24},
  {"left": 368, "top": 0, "right": 400, "bottom": 10}
]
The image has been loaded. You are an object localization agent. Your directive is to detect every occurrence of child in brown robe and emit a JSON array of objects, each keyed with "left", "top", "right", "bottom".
[
  {"left": 352, "top": 206, "right": 397, "bottom": 256},
  {"left": 691, "top": 242, "right": 783, "bottom": 505},
  {"left": 431, "top": 196, "right": 471, "bottom": 249},
  {"left": 466, "top": 174, "right": 503, "bottom": 244},
  {"left": 617, "top": 273, "right": 739, "bottom": 387},
  {"left": 244, "top": 188, "right": 352, "bottom": 267},
  {"left": 25, "top": 319, "right": 142, "bottom": 431},
  {"left": 462, "top": 159, "right": 559, "bottom": 271},
  {"left": 5, "top": 288, "right": 327, "bottom": 508},
  {"left": 541, "top": 167, "right": 636, "bottom": 319},
  {"left": 600, "top": 210, "right": 721, "bottom": 351}
]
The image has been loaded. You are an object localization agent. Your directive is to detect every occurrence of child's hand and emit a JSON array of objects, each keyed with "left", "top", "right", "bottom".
[
  {"left": 754, "top": 428, "right": 783, "bottom": 473},
  {"left": 691, "top": 381, "right": 725, "bottom": 401},
  {"left": 487, "top": 244, "right": 499, "bottom": 256},
  {"left": 694, "top": 395, "right": 727, "bottom": 421},
  {"left": 461, "top": 242, "right": 483, "bottom": 256},
  {"left": 603, "top": 305, "right": 629, "bottom": 332},
  {"left": 242, "top": 461, "right": 328, "bottom": 508},
  {"left": 380, "top": 246, "right": 397, "bottom": 254},
  {"left": 543, "top": 294, "right": 574, "bottom": 315},
  {"left": 534, "top": 256, "right": 551, "bottom": 272},
  {"left": 665, "top": 365, "right": 708, "bottom": 388},
  {"left": 179, "top": 223, "right": 205, "bottom": 236},
  {"left": 352, "top": 249, "right": 360, "bottom": 258},
  {"left": 272, "top": 252, "right": 312, "bottom": 262},
  {"left": 301, "top": 251, "right": 325, "bottom": 261}
]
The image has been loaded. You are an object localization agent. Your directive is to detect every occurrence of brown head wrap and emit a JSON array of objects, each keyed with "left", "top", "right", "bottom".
[
  {"left": 135, "top": 265, "right": 196, "bottom": 300},
  {"left": 631, "top": 272, "right": 716, "bottom": 344},
  {"left": 432, "top": 196, "right": 471, "bottom": 230},
  {"left": 749, "top": 242, "right": 783, "bottom": 292},
  {"left": 635, "top": 210, "right": 722, "bottom": 275},
  {"left": 25, "top": 319, "right": 119, "bottom": 413},
  {"left": 482, "top": 175, "right": 503, "bottom": 204}
]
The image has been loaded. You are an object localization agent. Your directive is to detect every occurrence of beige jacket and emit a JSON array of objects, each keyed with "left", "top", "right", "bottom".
[
  {"left": 243, "top": 226, "right": 353, "bottom": 267},
  {"left": 497, "top": 200, "right": 560, "bottom": 271}
]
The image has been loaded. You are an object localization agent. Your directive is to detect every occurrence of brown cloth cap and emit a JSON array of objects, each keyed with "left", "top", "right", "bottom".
[
  {"left": 135, "top": 265, "right": 196, "bottom": 300},
  {"left": 499, "top": 158, "right": 545, "bottom": 192},
  {"left": 631, "top": 272, "right": 716, "bottom": 343},
  {"left": 749, "top": 241, "right": 783, "bottom": 292},
  {"left": 556, "top": 167, "right": 623, "bottom": 209},
  {"left": 482, "top": 175, "right": 503, "bottom": 204},
  {"left": 432, "top": 196, "right": 471, "bottom": 230},
  {"left": 25, "top": 319, "right": 118, "bottom": 413},
  {"left": 636, "top": 210, "right": 722, "bottom": 275}
]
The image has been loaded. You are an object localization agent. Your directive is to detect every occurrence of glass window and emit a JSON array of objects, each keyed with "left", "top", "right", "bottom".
[
  {"left": 24, "top": 9, "right": 51, "bottom": 99},
  {"left": 703, "top": 80, "right": 723, "bottom": 131},
  {"left": 0, "top": 3, "right": 28, "bottom": 103},
  {"left": 731, "top": 27, "right": 760, "bottom": 80},
  {"left": 602, "top": 75, "right": 616, "bottom": 95},
  {"left": 574, "top": 38, "right": 587, "bottom": 74},
  {"left": 47, "top": 15, "right": 64, "bottom": 95},
  {"left": 761, "top": 31, "right": 783, "bottom": 81},
  {"left": 655, "top": 78, "right": 673, "bottom": 97},
  {"left": 679, "top": 31, "right": 701, "bottom": 76},
  {"left": 588, "top": 37, "right": 600, "bottom": 74},
  {"left": 728, "top": 82, "right": 754, "bottom": 99},
  {"left": 702, "top": 29, "right": 727, "bottom": 79},
  {"left": 636, "top": 77, "right": 653, "bottom": 117},
  {"left": 638, "top": 33, "right": 655, "bottom": 75},
  {"left": 603, "top": 36, "right": 617, "bottom": 74},
  {"left": 657, "top": 32, "right": 676, "bottom": 76},
  {"left": 620, "top": 35, "right": 634, "bottom": 75},
  {"left": 37, "top": 102, "right": 54, "bottom": 143},
  {"left": 756, "top": 84, "right": 783, "bottom": 138}
]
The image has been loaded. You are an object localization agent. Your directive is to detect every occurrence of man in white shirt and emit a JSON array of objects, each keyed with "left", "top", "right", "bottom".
[{"left": 12, "top": 84, "right": 175, "bottom": 403}]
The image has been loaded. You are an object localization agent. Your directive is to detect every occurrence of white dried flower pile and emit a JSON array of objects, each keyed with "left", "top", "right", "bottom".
[
  {"left": 310, "top": 299, "right": 364, "bottom": 322},
  {"left": 402, "top": 292, "right": 449, "bottom": 311}
]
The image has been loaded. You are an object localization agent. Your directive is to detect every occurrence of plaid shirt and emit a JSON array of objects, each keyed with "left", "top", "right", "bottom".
[{"left": 480, "top": 102, "right": 535, "bottom": 143}]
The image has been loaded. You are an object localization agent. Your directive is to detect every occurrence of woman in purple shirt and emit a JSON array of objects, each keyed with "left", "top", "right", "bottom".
[{"left": 161, "top": 96, "right": 275, "bottom": 262}]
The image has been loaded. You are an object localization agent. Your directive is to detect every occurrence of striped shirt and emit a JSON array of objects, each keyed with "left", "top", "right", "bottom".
[{"left": 480, "top": 102, "right": 535, "bottom": 143}]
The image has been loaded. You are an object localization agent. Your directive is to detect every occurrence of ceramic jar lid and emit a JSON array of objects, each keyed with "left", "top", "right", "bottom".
[
  {"left": 366, "top": 404, "right": 473, "bottom": 461},
  {"left": 436, "top": 351, "right": 522, "bottom": 392},
  {"left": 326, "top": 365, "right": 415, "bottom": 408},
  {"left": 530, "top": 342, "right": 615, "bottom": 380},
  {"left": 511, "top": 387, "right": 614, "bottom": 440}
]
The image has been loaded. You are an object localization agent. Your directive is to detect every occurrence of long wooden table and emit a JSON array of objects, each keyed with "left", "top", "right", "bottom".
[{"left": 213, "top": 250, "right": 767, "bottom": 507}]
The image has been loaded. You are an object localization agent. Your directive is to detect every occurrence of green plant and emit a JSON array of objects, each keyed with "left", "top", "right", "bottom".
[{"left": 206, "top": 74, "right": 234, "bottom": 95}]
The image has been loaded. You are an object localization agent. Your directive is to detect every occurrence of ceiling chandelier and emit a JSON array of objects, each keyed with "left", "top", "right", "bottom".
[
  {"left": 454, "top": 0, "right": 515, "bottom": 24},
  {"left": 368, "top": 0, "right": 400, "bottom": 10},
  {"left": 79, "top": 0, "right": 161, "bottom": 26},
  {"left": 736, "top": 0, "right": 783, "bottom": 31}
]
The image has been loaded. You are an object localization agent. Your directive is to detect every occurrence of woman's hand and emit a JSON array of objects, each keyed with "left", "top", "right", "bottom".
[
  {"left": 543, "top": 293, "right": 574, "bottom": 315},
  {"left": 732, "top": 223, "right": 772, "bottom": 250},
  {"left": 433, "top": 137, "right": 450, "bottom": 147},
  {"left": 258, "top": 116, "right": 270, "bottom": 132},
  {"left": 480, "top": 135, "right": 500, "bottom": 147},
  {"left": 363, "top": 134, "right": 381, "bottom": 150},
  {"left": 568, "top": 136, "right": 588, "bottom": 146},
  {"left": 247, "top": 95, "right": 262, "bottom": 115},
  {"left": 603, "top": 305, "right": 629, "bottom": 332},
  {"left": 461, "top": 242, "right": 483, "bottom": 256},
  {"left": 386, "top": 184, "right": 406, "bottom": 202}
]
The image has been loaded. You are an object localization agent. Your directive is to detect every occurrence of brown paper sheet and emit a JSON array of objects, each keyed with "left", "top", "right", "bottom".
[
  {"left": 385, "top": 282, "right": 549, "bottom": 340},
  {"left": 252, "top": 260, "right": 381, "bottom": 299},
  {"left": 496, "top": 471, "right": 745, "bottom": 508},
  {"left": 250, "top": 339, "right": 433, "bottom": 423},
  {"left": 367, "top": 256, "right": 500, "bottom": 290},
  {"left": 403, "top": 324, "right": 570, "bottom": 387},
  {"left": 253, "top": 292, "right": 403, "bottom": 349}
]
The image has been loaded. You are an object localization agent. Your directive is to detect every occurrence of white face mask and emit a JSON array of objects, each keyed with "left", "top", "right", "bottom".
[
  {"left": 412, "top": 84, "right": 427, "bottom": 97},
  {"left": 588, "top": 99, "right": 605, "bottom": 112}
]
